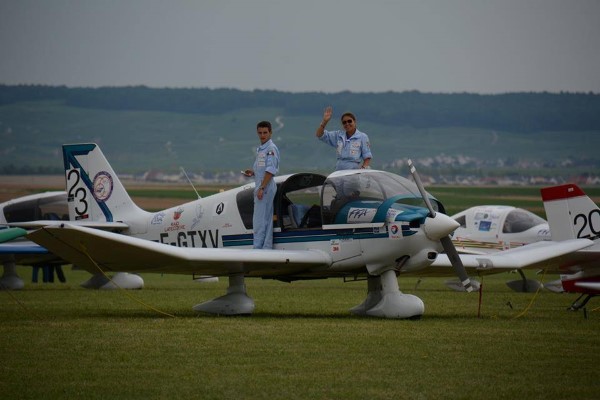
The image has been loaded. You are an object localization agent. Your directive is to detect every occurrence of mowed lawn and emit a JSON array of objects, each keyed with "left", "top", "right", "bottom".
[
  {"left": 2, "top": 182, "right": 600, "bottom": 399},
  {"left": 1, "top": 267, "right": 599, "bottom": 400}
]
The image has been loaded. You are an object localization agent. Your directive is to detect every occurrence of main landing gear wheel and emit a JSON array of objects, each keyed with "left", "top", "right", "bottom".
[
  {"left": 193, "top": 274, "right": 255, "bottom": 316},
  {"left": 351, "top": 270, "right": 424, "bottom": 319}
]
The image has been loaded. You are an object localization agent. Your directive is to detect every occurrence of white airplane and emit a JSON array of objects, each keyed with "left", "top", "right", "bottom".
[
  {"left": 452, "top": 205, "right": 550, "bottom": 253},
  {"left": 541, "top": 183, "right": 600, "bottom": 310},
  {"left": 449, "top": 205, "right": 551, "bottom": 292},
  {"left": 22, "top": 144, "right": 593, "bottom": 318},
  {"left": 0, "top": 191, "right": 69, "bottom": 289},
  {"left": 0, "top": 191, "right": 144, "bottom": 290}
]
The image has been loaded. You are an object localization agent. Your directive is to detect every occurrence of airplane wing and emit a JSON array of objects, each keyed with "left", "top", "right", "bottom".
[
  {"left": 8, "top": 220, "right": 129, "bottom": 231},
  {"left": 453, "top": 246, "right": 491, "bottom": 255},
  {"left": 0, "top": 240, "right": 49, "bottom": 255},
  {"left": 27, "top": 224, "right": 333, "bottom": 277},
  {"left": 0, "top": 227, "right": 49, "bottom": 257},
  {"left": 575, "top": 281, "right": 600, "bottom": 290},
  {"left": 0, "top": 238, "right": 62, "bottom": 266},
  {"left": 421, "top": 239, "right": 594, "bottom": 277}
]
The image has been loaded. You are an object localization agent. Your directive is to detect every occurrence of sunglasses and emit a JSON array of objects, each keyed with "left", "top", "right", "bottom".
[{"left": 342, "top": 119, "right": 354, "bottom": 125}]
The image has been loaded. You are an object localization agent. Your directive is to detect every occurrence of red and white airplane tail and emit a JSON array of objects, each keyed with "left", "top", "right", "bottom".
[
  {"left": 541, "top": 184, "right": 600, "bottom": 241},
  {"left": 541, "top": 183, "right": 600, "bottom": 309}
]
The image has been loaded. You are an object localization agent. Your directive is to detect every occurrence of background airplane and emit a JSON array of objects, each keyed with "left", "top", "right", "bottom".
[
  {"left": 0, "top": 191, "right": 144, "bottom": 290},
  {"left": 21, "top": 143, "right": 594, "bottom": 319},
  {"left": 447, "top": 185, "right": 600, "bottom": 309},
  {"left": 452, "top": 205, "right": 550, "bottom": 253},
  {"left": 448, "top": 205, "right": 551, "bottom": 292},
  {"left": 541, "top": 183, "right": 600, "bottom": 310}
]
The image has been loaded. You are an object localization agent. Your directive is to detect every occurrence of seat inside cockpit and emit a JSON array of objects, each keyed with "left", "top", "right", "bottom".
[{"left": 276, "top": 173, "right": 326, "bottom": 230}]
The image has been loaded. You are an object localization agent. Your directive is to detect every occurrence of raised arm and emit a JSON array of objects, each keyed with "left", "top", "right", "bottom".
[{"left": 316, "top": 106, "right": 333, "bottom": 138}]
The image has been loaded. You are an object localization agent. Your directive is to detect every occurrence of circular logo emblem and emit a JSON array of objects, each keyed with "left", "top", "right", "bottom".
[
  {"left": 390, "top": 225, "right": 399, "bottom": 235},
  {"left": 93, "top": 171, "right": 113, "bottom": 202}
]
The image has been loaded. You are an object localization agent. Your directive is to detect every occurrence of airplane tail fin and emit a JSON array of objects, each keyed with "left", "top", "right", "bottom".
[
  {"left": 541, "top": 184, "right": 599, "bottom": 241},
  {"left": 63, "top": 143, "right": 146, "bottom": 224}
]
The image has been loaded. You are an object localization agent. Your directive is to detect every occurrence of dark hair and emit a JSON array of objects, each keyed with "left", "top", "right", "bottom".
[
  {"left": 340, "top": 112, "right": 356, "bottom": 122},
  {"left": 256, "top": 121, "right": 272, "bottom": 131}
]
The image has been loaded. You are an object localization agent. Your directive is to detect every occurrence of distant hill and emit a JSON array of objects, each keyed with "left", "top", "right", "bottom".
[{"left": 0, "top": 85, "right": 599, "bottom": 180}]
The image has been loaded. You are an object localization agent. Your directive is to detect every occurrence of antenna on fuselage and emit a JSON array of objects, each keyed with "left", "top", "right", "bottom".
[{"left": 180, "top": 167, "right": 201, "bottom": 199}]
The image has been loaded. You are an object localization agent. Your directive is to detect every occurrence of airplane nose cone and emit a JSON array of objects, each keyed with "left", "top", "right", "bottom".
[{"left": 423, "top": 213, "right": 460, "bottom": 241}]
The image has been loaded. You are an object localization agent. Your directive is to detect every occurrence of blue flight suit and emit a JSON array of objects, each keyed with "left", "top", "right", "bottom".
[
  {"left": 319, "top": 129, "right": 372, "bottom": 170},
  {"left": 253, "top": 139, "right": 280, "bottom": 249}
]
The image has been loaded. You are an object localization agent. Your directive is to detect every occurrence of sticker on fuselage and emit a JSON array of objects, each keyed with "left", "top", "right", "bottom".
[
  {"left": 151, "top": 212, "right": 166, "bottom": 225},
  {"left": 389, "top": 224, "right": 402, "bottom": 239},
  {"left": 173, "top": 207, "right": 184, "bottom": 220},
  {"left": 478, "top": 221, "right": 492, "bottom": 231},
  {"left": 386, "top": 209, "right": 403, "bottom": 221},
  {"left": 190, "top": 204, "right": 205, "bottom": 230},
  {"left": 214, "top": 202, "right": 225, "bottom": 216},
  {"left": 347, "top": 207, "right": 376, "bottom": 223},
  {"left": 330, "top": 239, "right": 340, "bottom": 252}
]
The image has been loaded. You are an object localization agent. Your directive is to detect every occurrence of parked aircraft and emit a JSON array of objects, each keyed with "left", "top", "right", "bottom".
[
  {"left": 0, "top": 191, "right": 143, "bottom": 290},
  {"left": 541, "top": 183, "right": 600, "bottom": 310},
  {"left": 448, "top": 205, "right": 551, "bottom": 292},
  {"left": 23, "top": 144, "right": 592, "bottom": 318},
  {"left": 452, "top": 205, "right": 550, "bottom": 253}
]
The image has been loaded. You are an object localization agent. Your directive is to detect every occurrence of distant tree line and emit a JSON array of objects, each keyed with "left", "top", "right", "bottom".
[{"left": 1, "top": 84, "right": 599, "bottom": 133}]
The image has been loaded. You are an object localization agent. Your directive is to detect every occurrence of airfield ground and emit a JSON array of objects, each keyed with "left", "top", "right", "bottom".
[
  {"left": 1, "top": 176, "right": 599, "bottom": 398},
  {"left": 1, "top": 269, "right": 599, "bottom": 399}
]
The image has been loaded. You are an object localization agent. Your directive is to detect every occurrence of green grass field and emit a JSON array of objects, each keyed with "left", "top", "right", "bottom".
[
  {"left": 1, "top": 267, "right": 599, "bottom": 399},
  {"left": 2, "top": 184, "right": 600, "bottom": 399}
]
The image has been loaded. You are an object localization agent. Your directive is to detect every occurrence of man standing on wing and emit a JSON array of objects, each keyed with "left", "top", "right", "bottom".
[{"left": 243, "top": 121, "right": 280, "bottom": 249}]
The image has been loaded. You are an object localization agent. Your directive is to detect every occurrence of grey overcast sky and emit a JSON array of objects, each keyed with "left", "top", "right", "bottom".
[{"left": 1, "top": 0, "right": 599, "bottom": 93}]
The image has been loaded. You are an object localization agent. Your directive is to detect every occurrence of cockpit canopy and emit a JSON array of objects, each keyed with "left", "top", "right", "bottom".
[
  {"left": 453, "top": 206, "right": 547, "bottom": 235},
  {"left": 236, "top": 170, "right": 444, "bottom": 230},
  {"left": 1, "top": 192, "right": 69, "bottom": 223},
  {"left": 501, "top": 208, "right": 546, "bottom": 234},
  {"left": 320, "top": 170, "right": 443, "bottom": 225}
]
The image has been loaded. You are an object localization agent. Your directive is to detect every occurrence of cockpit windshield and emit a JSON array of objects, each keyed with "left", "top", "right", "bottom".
[
  {"left": 502, "top": 209, "right": 546, "bottom": 233},
  {"left": 320, "top": 170, "right": 443, "bottom": 225}
]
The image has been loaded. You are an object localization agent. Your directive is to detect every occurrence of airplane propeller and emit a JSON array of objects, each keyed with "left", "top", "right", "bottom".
[{"left": 407, "top": 159, "right": 474, "bottom": 292}]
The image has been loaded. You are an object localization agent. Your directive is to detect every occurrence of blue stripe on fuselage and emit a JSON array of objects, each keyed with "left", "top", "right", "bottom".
[{"left": 222, "top": 228, "right": 389, "bottom": 247}]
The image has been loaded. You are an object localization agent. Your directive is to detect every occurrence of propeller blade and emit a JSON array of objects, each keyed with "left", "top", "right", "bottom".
[
  {"left": 407, "top": 159, "right": 473, "bottom": 292},
  {"left": 440, "top": 236, "right": 473, "bottom": 292},
  {"left": 407, "top": 159, "right": 436, "bottom": 217}
]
